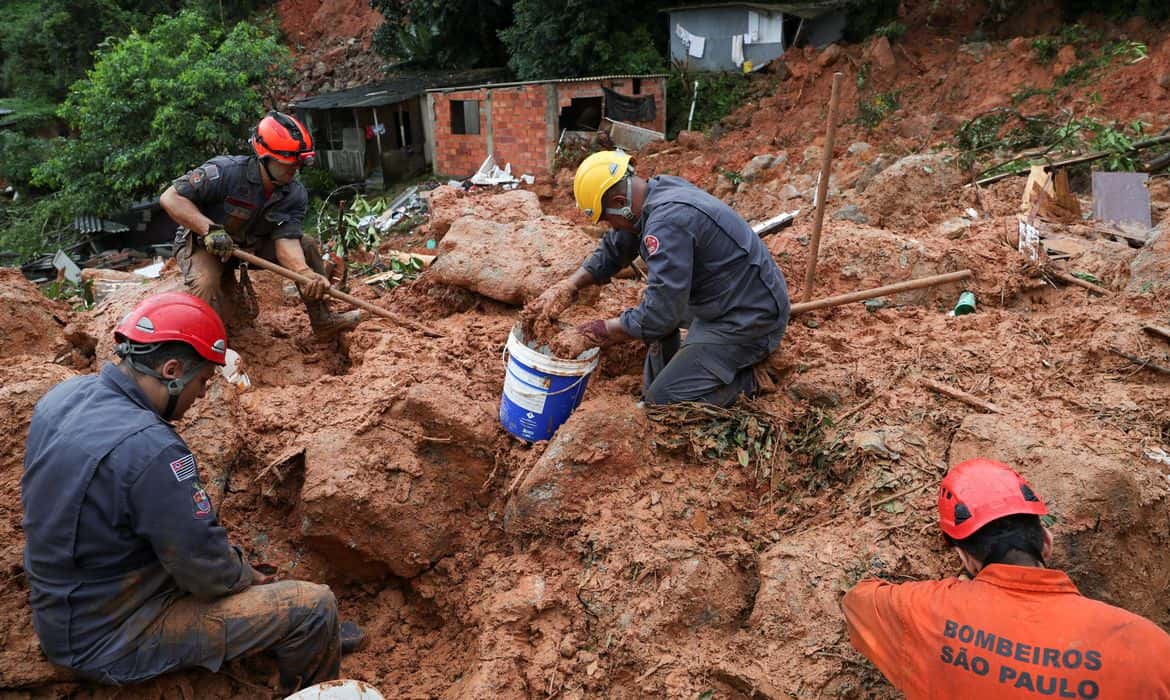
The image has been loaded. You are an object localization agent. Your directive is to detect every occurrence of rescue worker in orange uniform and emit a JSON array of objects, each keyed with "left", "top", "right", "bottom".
[
  {"left": 160, "top": 111, "right": 362, "bottom": 336},
  {"left": 842, "top": 458, "right": 1170, "bottom": 699}
]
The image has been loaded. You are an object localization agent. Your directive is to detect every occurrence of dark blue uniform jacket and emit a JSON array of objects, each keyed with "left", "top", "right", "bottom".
[
  {"left": 173, "top": 155, "right": 307, "bottom": 251},
  {"left": 22, "top": 364, "right": 252, "bottom": 671},
  {"left": 583, "top": 175, "right": 790, "bottom": 348}
]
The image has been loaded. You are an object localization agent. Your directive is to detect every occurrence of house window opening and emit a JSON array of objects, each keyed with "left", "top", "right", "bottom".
[
  {"left": 558, "top": 97, "right": 603, "bottom": 131},
  {"left": 450, "top": 100, "right": 480, "bottom": 135}
]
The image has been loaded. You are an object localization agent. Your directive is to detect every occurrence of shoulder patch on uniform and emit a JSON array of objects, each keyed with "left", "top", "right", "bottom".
[
  {"left": 170, "top": 453, "right": 197, "bottom": 482},
  {"left": 644, "top": 234, "right": 660, "bottom": 257},
  {"left": 192, "top": 486, "right": 212, "bottom": 519},
  {"left": 188, "top": 168, "right": 205, "bottom": 186},
  {"left": 204, "top": 163, "right": 220, "bottom": 180}
]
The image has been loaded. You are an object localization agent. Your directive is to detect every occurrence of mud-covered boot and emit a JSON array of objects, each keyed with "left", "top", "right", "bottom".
[{"left": 305, "top": 300, "right": 364, "bottom": 338}]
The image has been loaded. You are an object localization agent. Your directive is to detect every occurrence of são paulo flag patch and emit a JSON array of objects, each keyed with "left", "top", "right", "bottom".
[{"left": 644, "top": 235, "right": 660, "bottom": 256}]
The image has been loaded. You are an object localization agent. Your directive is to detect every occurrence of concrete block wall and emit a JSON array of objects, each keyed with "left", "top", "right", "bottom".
[{"left": 431, "top": 77, "right": 667, "bottom": 177}]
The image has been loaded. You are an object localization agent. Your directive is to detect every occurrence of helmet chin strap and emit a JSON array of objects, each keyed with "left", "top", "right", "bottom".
[
  {"left": 116, "top": 341, "right": 207, "bottom": 420},
  {"left": 603, "top": 177, "right": 637, "bottom": 224}
]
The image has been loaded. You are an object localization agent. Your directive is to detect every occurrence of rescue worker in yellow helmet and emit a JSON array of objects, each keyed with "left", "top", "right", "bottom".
[{"left": 522, "top": 151, "right": 790, "bottom": 406}]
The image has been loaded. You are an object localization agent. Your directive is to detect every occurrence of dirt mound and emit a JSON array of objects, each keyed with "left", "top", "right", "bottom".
[
  {"left": 858, "top": 153, "right": 967, "bottom": 229},
  {"left": 1126, "top": 218, "right": 1170, "bottom": 296},
  {"left": 951, "top": 414, "right": 1170, "bottom": 626},
  {"left": 504, "top": 399, "right": 651, "bottom": 536},
  {"left": 426, "top": 186, "right": 546, "bottom": 238},
  {"left": 0, "top": 269, "right": 69, "bottom": 362}
]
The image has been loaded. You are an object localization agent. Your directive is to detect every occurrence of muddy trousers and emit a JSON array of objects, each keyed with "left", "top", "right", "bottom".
[
  {"left": 80, "top": 581, "right": 341, "bottom": 691},
  {"left": 642, "top": 329, "right": 771, "bottom": 407},
  {"left": 175, "top": 233, "right": 329, "bottom": 321}
]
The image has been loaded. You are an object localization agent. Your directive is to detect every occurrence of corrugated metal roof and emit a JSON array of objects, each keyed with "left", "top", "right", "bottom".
[
  {"left": 292, "top": 68, "right": 510, "bottom": 110},
  {"left": 426, "top": 74, "right": 669, "bottom": 94},
  {"left": 72, "top": 216, "right": 130, "bottom": 236},
  {"left": 661, "top": 1, "right": 849, "bottom": 19}
]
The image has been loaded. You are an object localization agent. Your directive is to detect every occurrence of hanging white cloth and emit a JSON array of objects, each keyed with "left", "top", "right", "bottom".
[
  {"left": 731, "top": 33, "right": 745, "bottom": 66},
  {"left": 675, "top": 24, "right": 706, "bottom": 58}
]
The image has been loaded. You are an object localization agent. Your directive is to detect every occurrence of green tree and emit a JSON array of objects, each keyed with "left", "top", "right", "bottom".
[
  {"left": 370, "top": 0, "right": 513, "bottom": 68},
  {"left": 0, "top": 0, "right": 265, "bottom": 101},
  {"left": 34, "top": 10, "right": 291, "bottom": 215},
  {"left": 499, "top": 0, "right": 667, "bottom": 80}
]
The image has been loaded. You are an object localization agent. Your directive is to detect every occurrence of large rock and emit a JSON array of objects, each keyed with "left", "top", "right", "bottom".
[
  {"left": 950, "top": 414, "right": 1170, "bottom": 626},
  {"left": 430, "top": 215, "right": 596, "bottom": 306},
  {"left": 298, "top": 381, "right": 498, "bottom": 579},
  {"left": 0, "top": 269, "right": 69, "bottom": 361},
  {"left": 426, "top": 186, "right": 545, "bottom": 239},
  {"left": 504, "top": 399, "right": 651, "bottom": 536}
]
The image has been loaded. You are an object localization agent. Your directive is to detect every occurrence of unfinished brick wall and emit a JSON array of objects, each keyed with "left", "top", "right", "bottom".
[
  {"left": 432, "top": 88, "right": 490, "bottom": 178},
  {"left": 430, "top": 77, "right": 667, "bottom": 177}
]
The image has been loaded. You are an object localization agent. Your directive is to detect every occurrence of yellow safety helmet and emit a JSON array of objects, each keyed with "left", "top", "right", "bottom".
[{"left": 573, "top": 150, "right": 634, "bottom": 223}]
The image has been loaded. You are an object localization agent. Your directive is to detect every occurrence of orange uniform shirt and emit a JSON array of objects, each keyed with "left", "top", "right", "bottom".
[{"left": 842, "top": 564, "right": 1170, "bottom": 699}]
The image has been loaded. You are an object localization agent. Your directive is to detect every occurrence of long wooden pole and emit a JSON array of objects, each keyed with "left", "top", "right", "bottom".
[
  {"left": 231, "top": 249, "right": 444, "bottom": 338},
  {"left": 1049, "top": 269, "right": 1109, "bottom": 296},
  {"left": 801, "top": 71, "right": 843, "bottom": 303},
  {"left": 790, "top": 270, "right": 972, "bottom": 315}
]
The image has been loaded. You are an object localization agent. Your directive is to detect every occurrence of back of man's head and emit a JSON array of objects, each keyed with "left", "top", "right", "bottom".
[{"left": 938, "top": 458, "right": 1049, "bottom": 568}]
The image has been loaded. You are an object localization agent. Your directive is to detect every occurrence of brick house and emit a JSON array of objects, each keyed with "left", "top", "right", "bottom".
[{"left": 425, "top": 74, "right": 667, "bottom": 178}]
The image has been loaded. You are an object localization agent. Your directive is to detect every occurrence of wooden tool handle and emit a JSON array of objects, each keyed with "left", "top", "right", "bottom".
[{"left": 230, "top": 249, "right": 444, "bottom": 338}]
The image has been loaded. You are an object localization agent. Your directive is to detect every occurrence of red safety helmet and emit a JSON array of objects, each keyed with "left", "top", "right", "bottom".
[
  {"left": 938, "top": 458, "right": 1048, "bottom": 540},
  {"left": 114, "top": 292, "right": 228, "bottom": 366},
  {"left": 251, "top": 111, "right": 316, "bottom": 167}
]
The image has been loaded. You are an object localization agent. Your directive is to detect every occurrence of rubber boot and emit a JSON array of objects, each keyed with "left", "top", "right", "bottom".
[
  {"left": 340, "top": 621, "right": 365, "bottom": 655},
  {"left": 304, "top": 299, "right": 364, "bottom": 337}
]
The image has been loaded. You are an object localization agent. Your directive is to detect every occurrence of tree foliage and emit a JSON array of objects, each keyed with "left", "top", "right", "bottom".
[
  {"left": 500, "top": 0, "right": 667, "bottom": 80},
  {"left": 33, "top": 10, "right": 291, "bottom": 215},
  {"left": 370, "top": 0, "right": 513, "bottom": 68},
  {"left": 0, "top": 0, "right": 265, "bottom": 101}
]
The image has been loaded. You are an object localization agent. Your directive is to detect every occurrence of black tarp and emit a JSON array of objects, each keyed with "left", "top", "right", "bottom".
[{"left": 603, "top": 88, "right": 656, "bottom": 123}]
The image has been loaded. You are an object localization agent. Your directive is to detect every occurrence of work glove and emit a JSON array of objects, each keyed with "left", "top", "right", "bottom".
[
  {"left": 551, "top": 319, "right": 608, "bottom": 359},
  {"left": 295, "top": 267, "right": 330, "bottom": 300},
  {"left": 203, "top": 225, "right": 234, "bottom": 259},
  {"left": 523, "top": 278, "right": 579, "bottom": 324}
]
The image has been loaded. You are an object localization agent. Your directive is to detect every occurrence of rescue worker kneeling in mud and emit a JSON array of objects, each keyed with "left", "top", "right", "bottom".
[
  {"left": 524, "top": 150, "right": 790, "bottom": 407},
  {"left": 842, "top": 458, "right": 1170, "bottom": 699},
  {"left": 160, "top": 110, "right": 362, "bottom": 336},
  {"left": 21, "top": 293, "right": 356, "bottom": 691}
]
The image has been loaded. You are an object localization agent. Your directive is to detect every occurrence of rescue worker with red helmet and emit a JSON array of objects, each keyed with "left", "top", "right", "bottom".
[
  {"left": 21, "top": 293, "right": 350, "bottom": 691},
  {"left": 160, "top": 111, "right": 362, "bottom": 336},
  {"left": 842, "top": 458, "right": 1170, "bottom": 698}
]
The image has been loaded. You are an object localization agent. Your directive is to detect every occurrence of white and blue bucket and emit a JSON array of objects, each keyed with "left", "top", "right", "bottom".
[{"left": 499, "top": 325, "right": 599, "bottom": 442}]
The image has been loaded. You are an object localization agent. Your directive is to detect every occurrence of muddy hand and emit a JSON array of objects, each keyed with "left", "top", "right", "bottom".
[
  {"left": 251, "top": 562, "right": 279, "bottom": 585},
  {"left": 295, "top": 268, "right": 331, "bottom": 300},
  {"left": 524, "top": 279, "right": 578, "bottom": 323},
  {"left": 203, "top": 225, "right": 234, "bottom": 261}
]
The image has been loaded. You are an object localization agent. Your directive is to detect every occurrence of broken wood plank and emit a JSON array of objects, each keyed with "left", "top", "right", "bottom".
[
  {"left": 1050, "top": 269, "right": 1110, "bottom": 295},
  {"left": 1110, "top": 348, "right": 1170, "bottom": 375},
  {"left": 1095, "top": 223, "right": 1150, "bottom": 247},
  {"left": 1142, "top": 325, "right": 1170, "bottom": 344},
  {"left": 919, "top": 377, "right": 1004, "bottom": 414},
  {"left": 790, "top": 270, "right": 972, "bottom": 315},
  {"left": 1042, "top": 237, "right": 1092, "bottom": 256}
]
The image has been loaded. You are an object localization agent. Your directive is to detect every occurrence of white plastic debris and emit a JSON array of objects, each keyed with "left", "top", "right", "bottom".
[
  {"left": 470, "top": 154, "right": 518, "bottom": 186},
  {"left": 220, "top": 348, "right": 252, "bottom": 391},
  {"left": 284, "top": 680, "right": 386, "bottom": 700}
]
